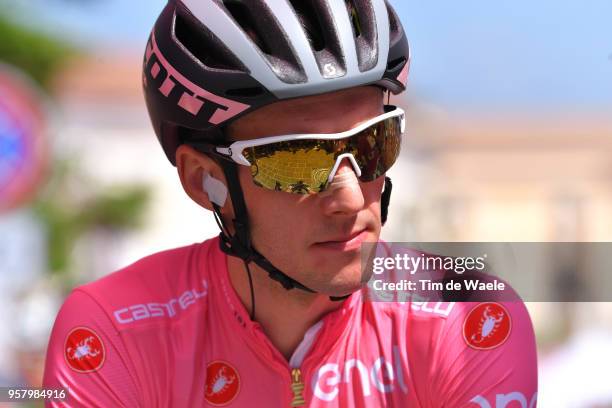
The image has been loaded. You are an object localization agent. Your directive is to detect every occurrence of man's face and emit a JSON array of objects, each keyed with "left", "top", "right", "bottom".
[{"left": 227, "top": 86, "right": 386, "bottom": 296}]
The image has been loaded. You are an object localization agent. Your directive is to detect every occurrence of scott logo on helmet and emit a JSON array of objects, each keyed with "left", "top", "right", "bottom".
[{"left": 143, "top": 32, "right": 250, "bottom": 125}]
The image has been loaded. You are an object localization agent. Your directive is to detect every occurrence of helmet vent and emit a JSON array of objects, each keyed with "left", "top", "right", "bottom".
[
  {"left": 288, "top": 0, "right": 326, "bottom": 52},
  {"left": 345, "top": 0, "right": 362, "bottom": 38},
  {"left": 221, "top": 0, "right": 307, "bottom": 84},
  {"left": 222, "top": 1, "right": 272, "bottom": 54},
  {"left": 285, "top": 0, "right": 346, "bottom": 79},
  {"left": 343, "top": 0, "right": 377, "bottom": 72},
  {"left": 174, "top": 9, "right": 246, "bottom": 71}
]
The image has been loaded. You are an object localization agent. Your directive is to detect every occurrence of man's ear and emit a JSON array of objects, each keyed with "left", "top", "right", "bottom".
[{"left": 175, "top": 144, "right": 229, "bottom": 212}]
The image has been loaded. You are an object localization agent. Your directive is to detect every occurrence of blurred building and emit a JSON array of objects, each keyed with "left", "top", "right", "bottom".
[
  {"left": 386, "top": 101, "right": 612, "bottom": 243},
  {"left": 51, "top": 51, "right": 220, "bottom": 280},
  {"left": 386, "top": 96, "right": 612, "bottom": 330}
]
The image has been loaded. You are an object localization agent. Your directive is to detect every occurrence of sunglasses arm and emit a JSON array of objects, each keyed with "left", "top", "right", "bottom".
[{"left": 187, "top": 142, "right": 237, "bottom": 164}]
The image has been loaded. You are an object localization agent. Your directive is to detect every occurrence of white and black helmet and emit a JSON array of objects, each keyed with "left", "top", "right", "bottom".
[{"left": 144, "top": 0, "right": 410, "bottom": 165}]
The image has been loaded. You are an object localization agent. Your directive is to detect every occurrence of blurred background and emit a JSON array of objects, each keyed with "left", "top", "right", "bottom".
[{"left": 0, "top": 0, "right": 611, "bottom": 406}]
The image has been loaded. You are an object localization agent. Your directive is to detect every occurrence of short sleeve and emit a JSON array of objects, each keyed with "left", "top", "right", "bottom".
[
  {"left": 43, "top": 290, "right": 141, "bottom": 407},
  {"left": 433, "top": 301, "right": 538, "bottom": 407}
]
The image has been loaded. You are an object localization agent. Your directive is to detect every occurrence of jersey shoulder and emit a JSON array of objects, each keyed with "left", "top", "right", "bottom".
[
  {"left": 75, "top": 237, "right": 219, "bottom": 329},
  {"left": 43, "top": 238, "right": 223, "bottom": 407},
  {"left": 406, "top": 298, "right": 537, "bottom": 407},
  {"left": 370, "top": 296, "right": 537, "bottom": 407}
]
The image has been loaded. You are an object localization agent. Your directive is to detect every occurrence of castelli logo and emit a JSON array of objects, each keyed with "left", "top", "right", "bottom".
[
  {"left": 463, "top": 303, "right": 511, "bottom": 350},
  {"left": 64, "top": 327, "right": 105, "bottom": 373},
  {"left": 204, "top": 361, "right": 240, "bottom": 406}
]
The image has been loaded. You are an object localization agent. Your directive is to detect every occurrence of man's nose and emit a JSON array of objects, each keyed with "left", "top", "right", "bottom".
[{"left": 319, "top": 158, "right": 365, "bottom": 216}]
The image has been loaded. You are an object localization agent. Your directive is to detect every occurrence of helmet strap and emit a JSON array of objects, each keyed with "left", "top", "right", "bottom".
[
  {"left": 214, "top": 161, "right": 327, "bottom": 310},
  {"left": 381, "top": 176, "right": 393, "bottom": 225},
  {"left": 213, "top": 163, "right": 393, "bottom": 310}
]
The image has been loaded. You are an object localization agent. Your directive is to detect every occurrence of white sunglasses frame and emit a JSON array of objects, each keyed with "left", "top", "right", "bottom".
[{"left": 214, "top": 105, "right": 405, "bottom": 184}]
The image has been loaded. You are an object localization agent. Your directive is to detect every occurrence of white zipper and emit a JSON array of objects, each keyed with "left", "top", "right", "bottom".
[
  {"left": 289, "top": 320, "right": 323, "bottom": 368},
  {"left": 288, "top": 320, "right": 323, "bottom": 407}
]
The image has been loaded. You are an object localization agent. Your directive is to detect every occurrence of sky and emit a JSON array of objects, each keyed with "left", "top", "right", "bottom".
[{"left": 7, "top": 0, "right": 612, "bottom": 113}]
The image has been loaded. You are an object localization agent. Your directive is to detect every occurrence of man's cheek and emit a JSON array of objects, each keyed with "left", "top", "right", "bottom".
[{"left": 364, "top": 180, "right": 385, "bottom": 204}]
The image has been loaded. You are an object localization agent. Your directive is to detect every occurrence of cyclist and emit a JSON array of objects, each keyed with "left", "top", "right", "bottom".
[{"left": 43, "top": 1, "right": 537, "bottom": 406}]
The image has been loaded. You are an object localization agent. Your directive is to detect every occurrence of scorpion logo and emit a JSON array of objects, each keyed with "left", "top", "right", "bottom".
[
  {"left": 66, "top": 336, "right": 101, "bottom": 361},
  {"left": 205, "top": 366, "right": 236, "bottom": 397},
  {"left": 470, "top": 305, "right": 505, "bottom": 344}
]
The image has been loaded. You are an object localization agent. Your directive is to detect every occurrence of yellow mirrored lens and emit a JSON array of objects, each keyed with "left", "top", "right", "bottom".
[
  {"left": 351, "top": 118, "right": 401, "bottom": 181},
  {"left": 246, "top": 146, "right": 336, "bottom": 194},
  {"left": 242, "top": 114, "right": 402, "bottom": 194}
]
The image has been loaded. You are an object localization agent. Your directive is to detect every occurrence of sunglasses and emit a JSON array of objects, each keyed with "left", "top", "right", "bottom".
[{"left": 192, "top": 105, "right": 405, "bottom": 194}]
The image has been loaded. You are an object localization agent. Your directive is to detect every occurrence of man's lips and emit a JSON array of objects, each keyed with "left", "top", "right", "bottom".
[{"left": 312, "top": 228, "right": 369, "bottom": 251}]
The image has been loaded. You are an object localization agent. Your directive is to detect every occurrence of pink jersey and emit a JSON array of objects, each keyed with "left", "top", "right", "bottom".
[{"left": 43, "top": 237, "right": 537, "bottom": 407}]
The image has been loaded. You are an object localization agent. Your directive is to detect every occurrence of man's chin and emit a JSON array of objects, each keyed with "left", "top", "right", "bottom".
[
  {"left": 312, "top": 284, "right": 363, "bottom": 299},
  {"left": 311, "top": 268, "right": 370, "bottom": 298}
]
